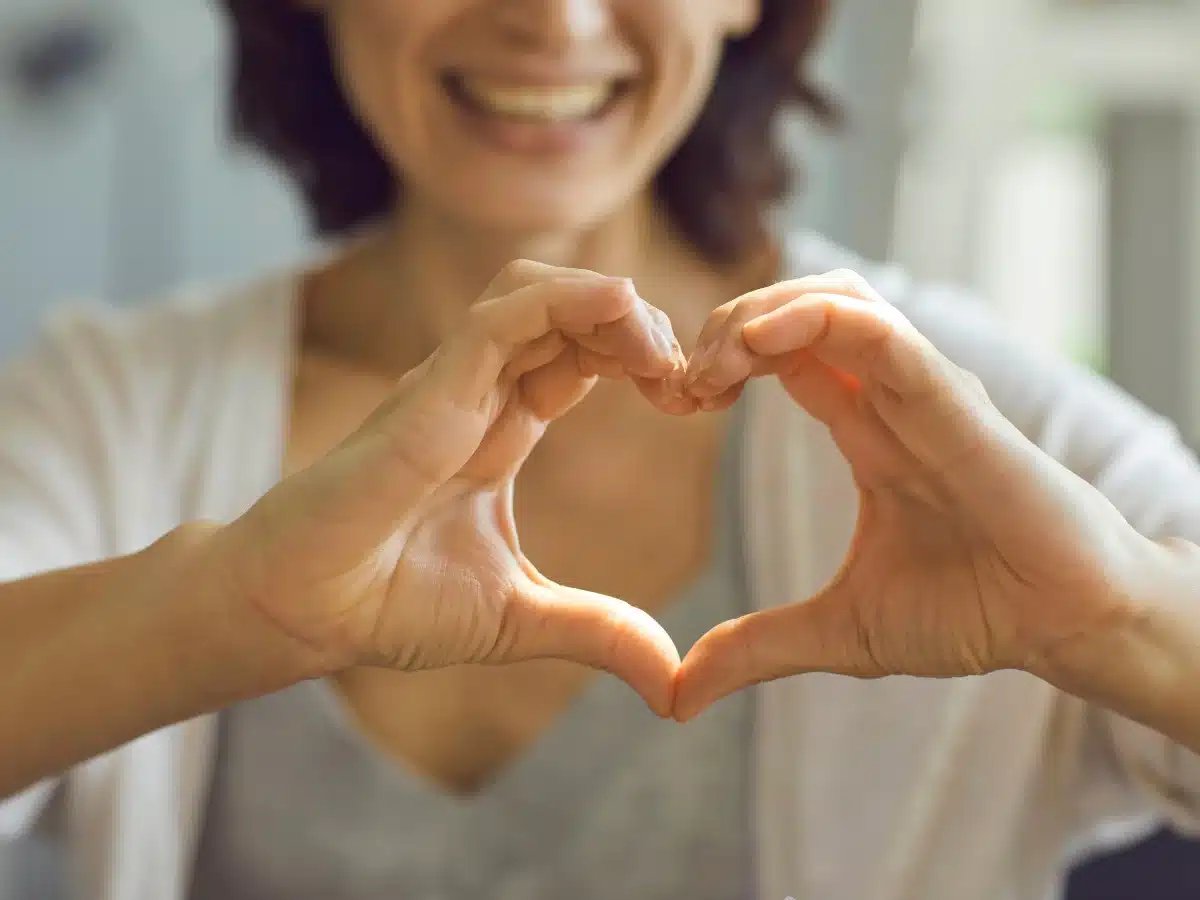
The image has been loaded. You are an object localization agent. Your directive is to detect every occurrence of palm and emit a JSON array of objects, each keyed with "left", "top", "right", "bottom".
[
  {"left": 826, "top": 488, "right": 1001, "bottom": 678},
  {"left": 366, "top": 383, "right": 576, "bottom": 670},
  {"left": 226, "top": 265, "right": 686, "bottom": 714},
  {"left": 827, "top": 393, "right": 1132, "bottom": 680},
  {"left": 674, "top": 269, "right": 1140, "bottom": 719}
]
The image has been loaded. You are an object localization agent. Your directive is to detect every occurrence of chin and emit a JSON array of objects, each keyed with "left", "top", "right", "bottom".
[{"left": 438, "top": 182, "right": 630, "bottom": 239}]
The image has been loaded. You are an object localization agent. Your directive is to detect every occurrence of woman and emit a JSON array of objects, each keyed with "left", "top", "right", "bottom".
[{"left": 1, "top": 1, "right": 1199, "bottom": 898}]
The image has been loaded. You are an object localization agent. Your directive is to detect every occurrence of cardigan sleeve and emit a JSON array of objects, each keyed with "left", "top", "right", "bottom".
[
  {"left": 0, "top": 309, "right": 139, "bottom": 838},
  {"left": 785, "top": 230, "right": 1200, "bottom": 833}
]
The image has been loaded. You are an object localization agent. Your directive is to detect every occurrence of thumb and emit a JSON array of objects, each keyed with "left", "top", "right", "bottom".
[
  {"left": 673, "top": 589, "right": 877, "bottom": 722},
  {"left": 501, "top": 580, "right": 682, "bottom": 717}
]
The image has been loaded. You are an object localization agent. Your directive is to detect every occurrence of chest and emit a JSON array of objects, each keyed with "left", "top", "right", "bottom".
[
  {"left": 86, "top": 377, "right": 1082, "bottom": 900},
  {"left": 284, "top": 355, "right": 734, "bottom": 791},
  {"left": 189, "top": 533, "right": 757, "bottom": 900},
  {"left": 287, "top": 355, "right": 725, "bottom": 605}
]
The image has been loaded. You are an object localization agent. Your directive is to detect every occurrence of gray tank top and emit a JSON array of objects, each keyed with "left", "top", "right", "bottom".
[{"left": 189, "top": 410, "right": 754, "bottom": 900}]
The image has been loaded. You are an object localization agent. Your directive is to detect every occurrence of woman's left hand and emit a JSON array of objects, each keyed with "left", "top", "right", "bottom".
[{"left": 672, "top": 270, "right": 1158, "bottom": 721}]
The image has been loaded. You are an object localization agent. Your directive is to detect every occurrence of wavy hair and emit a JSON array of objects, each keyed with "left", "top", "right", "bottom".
[{"left": 219, "top": 0, "right": 836, "bottom": 264}]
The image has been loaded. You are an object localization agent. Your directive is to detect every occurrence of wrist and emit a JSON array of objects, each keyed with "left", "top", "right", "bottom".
[
  {"left": 146, "top": 522, "right": 334, "bottom": 693},
  {"left": 1029, "top": 531, "right": 1200, "bottom": 749}
]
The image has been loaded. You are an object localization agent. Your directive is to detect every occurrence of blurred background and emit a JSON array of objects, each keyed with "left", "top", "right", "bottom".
[{"left": 0, "top": 0, "right": 1198, "bottom": 897}]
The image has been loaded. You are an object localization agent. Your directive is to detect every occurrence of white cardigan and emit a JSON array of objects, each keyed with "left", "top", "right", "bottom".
[{"left": 2, "top": 232, "right": 1199, "bottom": 900}]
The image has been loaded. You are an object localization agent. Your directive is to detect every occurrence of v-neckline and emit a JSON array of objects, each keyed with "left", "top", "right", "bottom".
[
  {"left": 304, "top": 408, "right": 744, "bottom": 811},
  {"left": 254, "top": 262, "right": 747, "bottom": 807},
  {"left": 301, "top": 529, "right": 739, "bottom": 810}
]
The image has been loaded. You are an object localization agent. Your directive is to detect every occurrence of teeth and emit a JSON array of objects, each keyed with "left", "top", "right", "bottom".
[{"left": 457, "top": 78, "right": 615, "bottom": 122}]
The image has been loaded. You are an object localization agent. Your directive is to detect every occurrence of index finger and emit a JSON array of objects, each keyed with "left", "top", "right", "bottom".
[
  {"left": 741, "top": 292, "right": 928, "bottom": 397},
  {"left": 742, "top": 293, "right": 1000, "bottom": 474},
  {"left": 480, "top": 258, "right": 611, "bottom": 300},
  {"left": 429, "top": 277, "right": 635, "bottom": 407},
  {"left": 432, "top": 276, "right": 683, "bottom": 412}
]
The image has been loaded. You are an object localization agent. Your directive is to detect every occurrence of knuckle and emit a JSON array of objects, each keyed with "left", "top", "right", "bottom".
[
  {"left": 464, "top": 300, "right": 495, "bottom": 336},
  {"left": 827, "top": 266, "right": 861, "bottom": 281},
  {"left": 458, "top": 302, "right": 514, "bottom": 361},
  {"left": 379, "top": 409, "right": 454, "bottom": 494},
  {"left": 714, "top": 297, "right": 741, "bottom": 317},
  {"left": 492, "top": 258, "right": 547, "bottom": 293},
  {"left": 506, "top": 257, "right": 545, "bottom": 279},
  {"left": 831, "top": 268, "right": 874, "bottom": 293},
  {"left": 698, "top": 301, "right": 738, "bottom": 340},
  {"left": 860, "top": 329, "right": 894, "bottom": 376},
  {"left": 729, "top": 620, "right": 763, "bottom": 680},
  {"left": 959, "top": 367, "right": 990, "bottom": 401}
]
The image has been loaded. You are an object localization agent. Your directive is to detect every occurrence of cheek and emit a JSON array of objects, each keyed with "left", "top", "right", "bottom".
[
  {"left": 325, "top": 5, "right": 428, "bottom": 156},
  {"left": 635, "top": 6, "right": 728, "bottom": 151}
]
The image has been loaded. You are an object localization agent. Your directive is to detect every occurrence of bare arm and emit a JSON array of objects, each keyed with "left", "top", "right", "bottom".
[
  {"left": 0, "top": 522, "right": 314, "bottom": 800},
  {"left": 0, "top": 265, "right": 688, "bottom": 803}
]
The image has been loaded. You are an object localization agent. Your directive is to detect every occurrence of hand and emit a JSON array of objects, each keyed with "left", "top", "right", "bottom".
[
  {"left": 217, "top": 261, "right": 688, "bottom": 715},
  {"left": 673, "top": 270, "right": 1150, "bottom": 721}
]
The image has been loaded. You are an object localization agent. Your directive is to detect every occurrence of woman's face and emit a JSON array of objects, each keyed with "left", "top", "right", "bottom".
[{"left": 317, "top": 0, "right": 759, "bottom": 234}]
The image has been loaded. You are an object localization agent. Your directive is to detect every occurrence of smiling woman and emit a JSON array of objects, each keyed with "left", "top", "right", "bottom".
[
  {"left": 221, "top": 0, "right": 835, "bottom": 261},
  {"left": 2, "top": 3, "right": 1200, "bottom": 900}
]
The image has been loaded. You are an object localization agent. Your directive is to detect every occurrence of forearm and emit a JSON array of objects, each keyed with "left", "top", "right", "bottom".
[
  {"left": 0, "top": 523, "right": 317, "bottom": 799},
  {"left": 1034, "top": 534, "right": 1200, "bottom": 754}
]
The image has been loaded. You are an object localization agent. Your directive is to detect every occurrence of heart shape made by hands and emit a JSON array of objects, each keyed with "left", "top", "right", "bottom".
[{"left": 246, "top": 265, "right": 1119, "bottom": 731}]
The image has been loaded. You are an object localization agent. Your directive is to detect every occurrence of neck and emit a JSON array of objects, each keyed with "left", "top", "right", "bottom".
[
  {"left": 392, "top": 190, "right": 663, "bottom": 305},
  {"left": 303, "top": 191, "right": 750, "bottom": 377}
]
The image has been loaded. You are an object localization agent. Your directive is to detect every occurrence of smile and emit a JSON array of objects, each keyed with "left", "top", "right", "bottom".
[{"left": 445, "top": 74, "right": 630, "bottom": 124}]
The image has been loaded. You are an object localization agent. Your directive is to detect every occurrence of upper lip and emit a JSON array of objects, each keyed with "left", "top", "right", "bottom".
[{"left": 443, "top": 61, "right": 639, "bottom": 87}]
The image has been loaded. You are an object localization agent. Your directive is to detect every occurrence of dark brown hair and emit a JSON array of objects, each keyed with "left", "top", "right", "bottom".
[{"left": 219, "top": 0, "right": 836, "bottom": 264}]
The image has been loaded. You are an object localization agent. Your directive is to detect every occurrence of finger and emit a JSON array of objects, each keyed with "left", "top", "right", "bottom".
[
  {"left": 772, "top": 355, "right": 912, "bottom": 482},
  {"left": 773, "top": 351, "right": 858, "bottom": 426},
  {"left": 686, "top": 332, "right": 757, "bottom": 401},
  {"left": 685, "top": 300, "right": 761, "bottom": 400},
  {"left": 694, "top": 381, "right": 745, "bottom": 413},
  {"left": 484, "top": 261, "right": 685, "bottom": 382},
  {"left": 481, "top": 258, "right": 606, "bottom": 299},
  {"left": 688, "top": 300, "right": 739, "bottom": 367},
  {"left": 430, "top": 277, "right": 636, "bottom": 407},
  {"left": 776, "top": 354, "right": 914, "bottom": 487},
  {"left": 576, "top": 347, "right": 626, "bottom": 379},
  {"left": 513, "top": 309, "right": 687, "bottom": 416},
  {"left": 673, "top": 591, "right": 877, "bottom": 722},
  {"left": 503, "top": 581, "right": 682, "bottom": 717},
  {"left": 634, "top": 372, "right": 698, "bottom": 416},
  {"left": 686, "top": 269, "right": 877, "bottom": 365},
  {"left": 573, "top": 301, "right": 685, "bottom": 381},
  {"left": 684, "top": 273, "right": 872, "bottom": 400},
  {"left": 742, "top": 294, "right": 997, "bottom": 474},
  {"left": 518, "top": 343, "right": 598, "bottom": 422},
  {"left": 519, "top": 342, "right": 691, "bottom": 419},
  {"left": 343, "top": 279, "right": 634, "bottom": 513},
  {"left": 741, "top": 292, "right": 917, "bottom": 388},
  {"left": 505, "top": 330, "right": 569, "bottom": 380}
]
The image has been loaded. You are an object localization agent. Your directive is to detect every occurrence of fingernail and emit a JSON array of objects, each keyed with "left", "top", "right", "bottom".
[
  {"left": 668, "top": 363, "right": 689, "bottom": 395},
  {"left": 687, "top": 341, "right": 719, "bottom": 383}
]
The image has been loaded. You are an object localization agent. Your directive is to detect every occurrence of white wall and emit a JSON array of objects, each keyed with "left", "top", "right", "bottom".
[{"left": 0, "top": 0, "right": 312, "bottom": 359}]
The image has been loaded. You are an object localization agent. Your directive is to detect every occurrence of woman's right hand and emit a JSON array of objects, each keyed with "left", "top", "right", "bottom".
[{"left": 215, "top": 262, "right": 687, "bottom": 714}]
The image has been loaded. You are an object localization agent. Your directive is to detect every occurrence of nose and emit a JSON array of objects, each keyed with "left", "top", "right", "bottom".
[{"left": 491, "top": 0, "right": 612, "bottom": 50}]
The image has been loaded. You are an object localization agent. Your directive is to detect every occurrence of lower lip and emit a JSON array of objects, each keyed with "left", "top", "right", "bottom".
[{"left": 443, "top": 78, "right": 631, "bottom": 157}]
